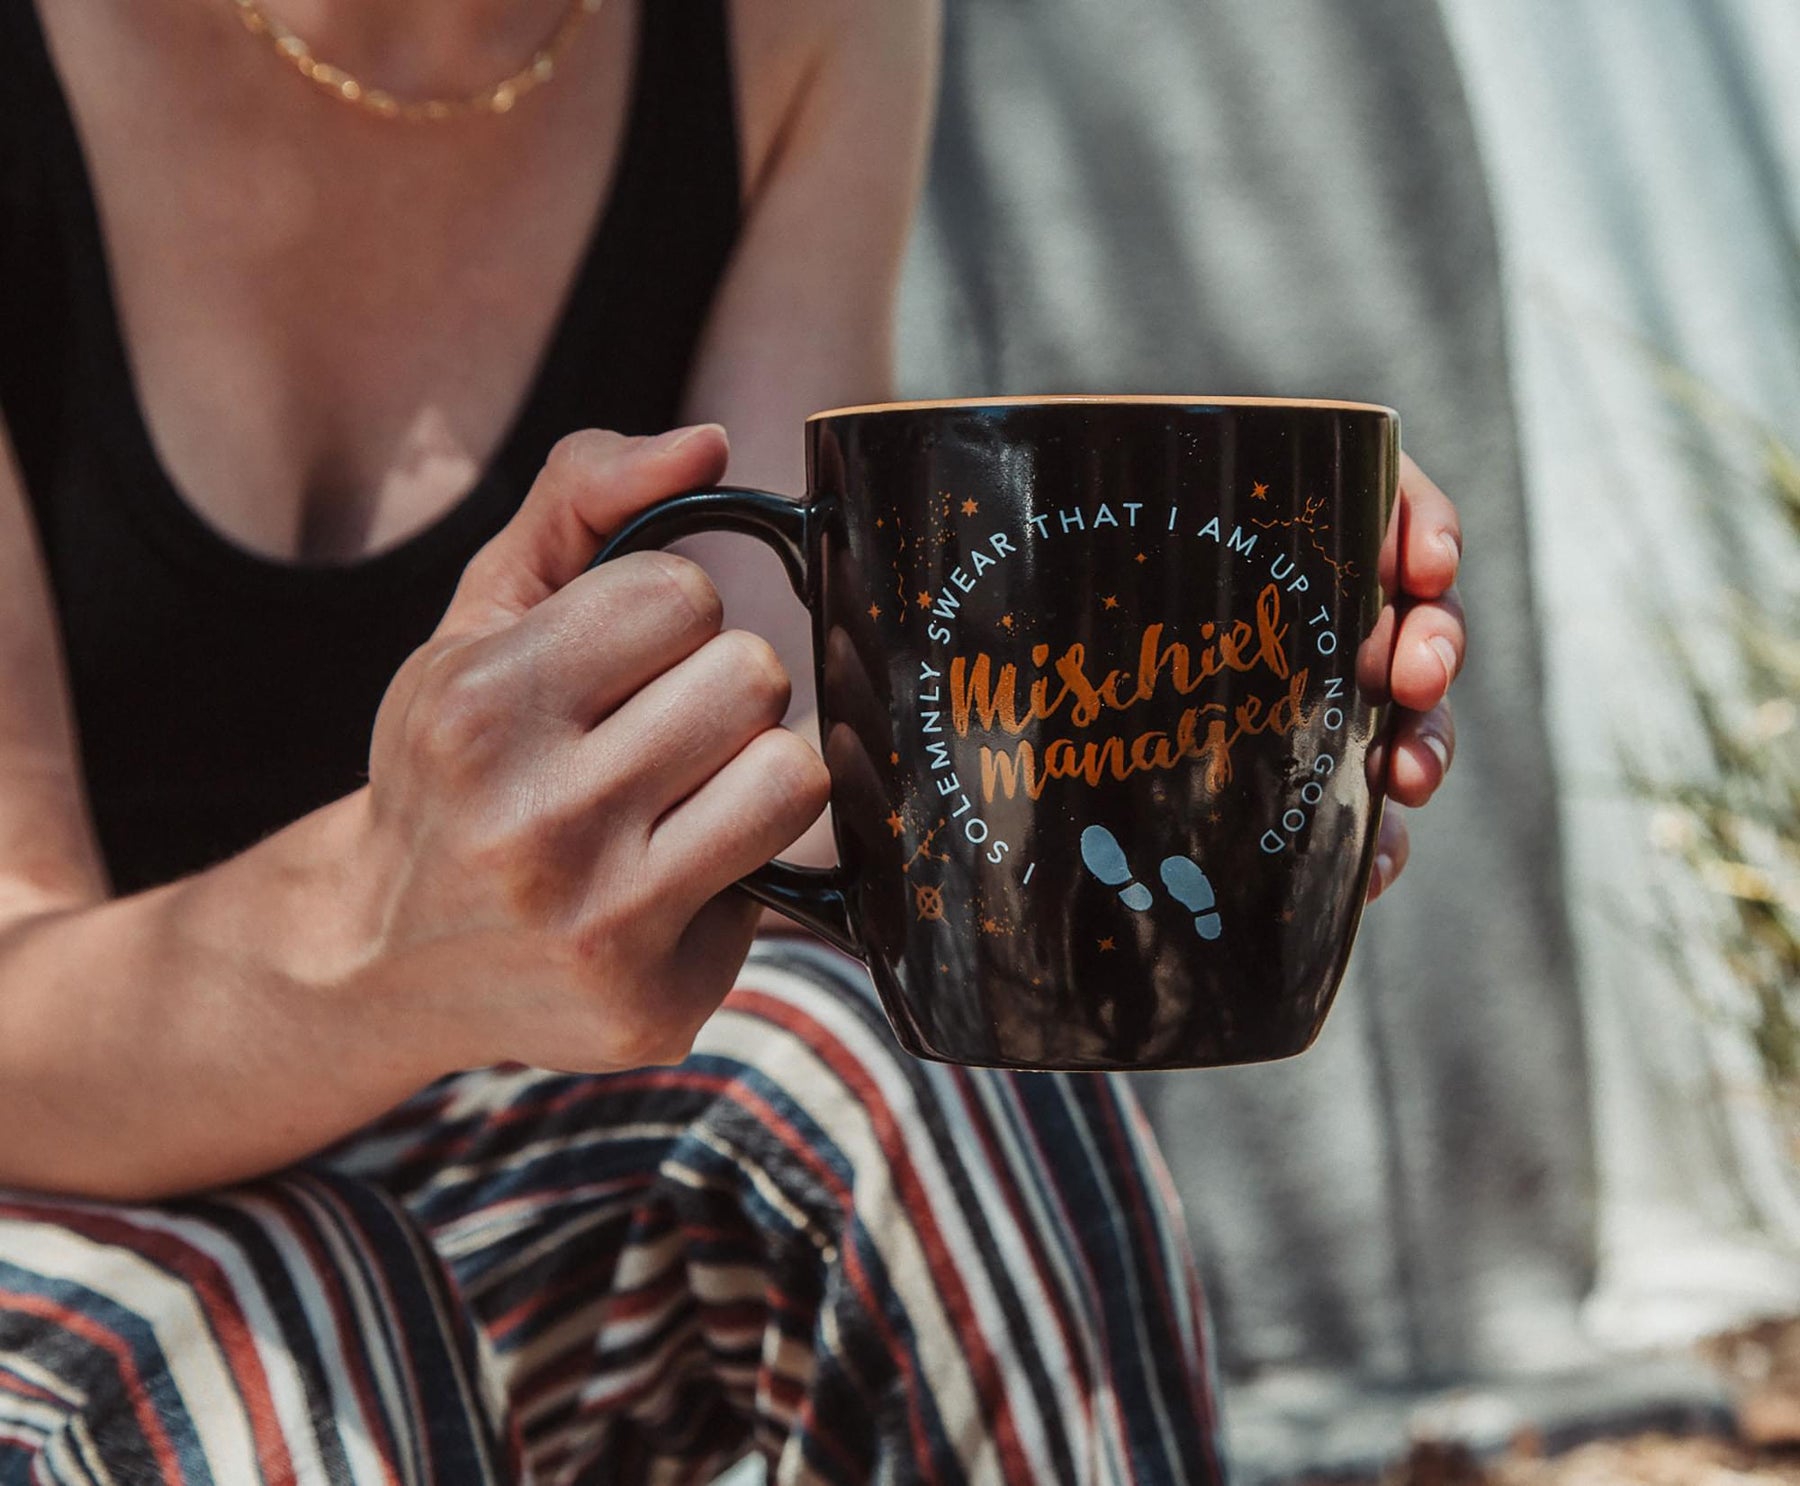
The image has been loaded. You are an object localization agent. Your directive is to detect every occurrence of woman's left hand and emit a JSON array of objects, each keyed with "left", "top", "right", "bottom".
[{"left": 1366, "top": 452, "right": 1465, "bottom": 901}]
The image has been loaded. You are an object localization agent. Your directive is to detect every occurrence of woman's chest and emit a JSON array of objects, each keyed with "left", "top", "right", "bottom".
[{"left": 38, "top": 0, "right": 641, "bottom": 562}]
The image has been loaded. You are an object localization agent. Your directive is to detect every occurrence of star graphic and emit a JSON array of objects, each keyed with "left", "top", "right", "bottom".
[
  {"left": 981, "top": 916, "right": 1002, "bottom": 935},
  {"left": 868, "top": 603, "right": 882, "bottom": 620},
  {"left": 917, "top": 591, "right": 933, "bottom": 609},
  {"left": 890, "top": 751, "right": 901, "bottom": 766},
  {"left": 1102, "top": 595, "right": 1119, "bottom": 610},
  {"left": 1135, "top": 551, "right": 1149, "bottom": 564},
  {"left": 886, "top": 811, "right": 906, "bottom": 837},
  {"left": 1000, "top": 614, "right": 1016, "bottom": 631},
  {"left": 1251, "top": 482, "right": 1269, "bottom": 501},
  {"left": 961, "top": 498, "right": 980, "bottom": 516},
  {"left": 876, "top": 517, "right": 886, "bottom": 528},
  {"left": 1098, "top": 936, "right": 1117, "bottom": 952}
]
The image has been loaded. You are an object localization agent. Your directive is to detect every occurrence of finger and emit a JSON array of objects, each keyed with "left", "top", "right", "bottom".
[
  {"left": 573, "top": 892, "right": 762, "bottom": 1073},
  {"left": 1355, "top": 602, "right": 1398, "bottom": 703},
  {"left": 468, "top": 550, "right": 726, "bottom": 729},
  {"left": 441, "top": 424, "right": 730, "bottom": 637},
  {"left": 1380, "top": 453, "right": 1462, "bottom": 601},
  {"left": 1389, "top": 589, "right": 1466, "bottom": 712},
  {"left": 669, "top": 892, "right": 766, "bottom": 1034},
  {"left": 647, "top": 727, "right": 831, "bottom": 911},
  {"left": 613, "top": 891, "right": 763, "bottom": 1067},
  {"left": 1386, "top": 702, "right": 1456, "bottom": 808},
  {"left": 1367, "top": 810, "right": 1412, "bottom": 903},
  {"left": 588, "top": 630, "right": 793, "bottom": 816}
]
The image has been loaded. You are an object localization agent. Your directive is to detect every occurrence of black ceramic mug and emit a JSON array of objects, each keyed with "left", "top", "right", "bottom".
[{"left": 596, "top": 397, "right": 1402, "bottom": 1070}]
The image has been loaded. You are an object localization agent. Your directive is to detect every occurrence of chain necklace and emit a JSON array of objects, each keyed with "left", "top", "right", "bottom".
[{"left": 229, "top": 0, "right": 604, "bottom": 122}]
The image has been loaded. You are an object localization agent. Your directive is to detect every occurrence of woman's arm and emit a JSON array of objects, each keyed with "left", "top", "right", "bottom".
[
  {"left": 0, "top": 430, "right": 109, "bottom": 924},
  {"left": 0, "top": 418, "right": 827, "bottom": 1200},
  {"left": 0, "top": 416, "right": 390, "bottom": 1199},
  {"left": 676, "top": 0, "right": 942, "bottom": 718}
]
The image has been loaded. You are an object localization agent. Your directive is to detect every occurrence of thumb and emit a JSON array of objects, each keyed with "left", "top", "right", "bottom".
[{"left": 440, "top": 424, "right": 730, "bottom": 637}]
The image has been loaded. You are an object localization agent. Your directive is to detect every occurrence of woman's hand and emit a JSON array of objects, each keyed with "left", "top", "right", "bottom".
[
  {"left": 1367, "top": 452, "right": 1465, "bottom": 901},
  {"left": 357, "top": 425, "right": 829, "bottom": 1074}
]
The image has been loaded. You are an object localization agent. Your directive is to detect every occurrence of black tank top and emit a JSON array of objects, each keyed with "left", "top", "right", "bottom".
[{"left": 0, "top": 0, "right": 742, "bottom": 894}]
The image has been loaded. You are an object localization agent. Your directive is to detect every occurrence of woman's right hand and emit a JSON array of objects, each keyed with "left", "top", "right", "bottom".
[{"left": 354, "top": 425, "right": 828, "bottom": 1076}]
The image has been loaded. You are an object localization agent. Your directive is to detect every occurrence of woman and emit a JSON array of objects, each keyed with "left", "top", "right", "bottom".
[{"left": 0, "top": 0, "right": 1463, "bottom": 1479}]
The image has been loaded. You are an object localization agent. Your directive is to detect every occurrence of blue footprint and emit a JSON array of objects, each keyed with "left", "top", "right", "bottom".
[
  {"left": 1161, "top": 856, "right": 1223, "bottom": 940},
  {"left": 1080, "top": 825, "right": 1154, "bottom": 911}
]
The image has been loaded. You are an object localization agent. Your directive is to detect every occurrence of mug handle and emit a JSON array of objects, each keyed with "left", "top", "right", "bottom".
[{"left": 590, "top": 487, "right": 860, "bottom": 956}]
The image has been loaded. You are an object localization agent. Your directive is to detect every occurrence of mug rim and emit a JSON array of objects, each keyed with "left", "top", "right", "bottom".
[{"left": 806, "top": 393, "right": 1398, "bottom": 422}]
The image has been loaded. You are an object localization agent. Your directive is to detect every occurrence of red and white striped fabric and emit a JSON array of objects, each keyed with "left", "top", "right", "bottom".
[{"left": 0, "top": 942, "right": 1227, "bottom": 1484}]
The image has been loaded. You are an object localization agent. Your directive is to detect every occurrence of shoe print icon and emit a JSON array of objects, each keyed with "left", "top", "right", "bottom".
[{"left": 1080, "top": 824, "right": 1223, "bottom": 940}]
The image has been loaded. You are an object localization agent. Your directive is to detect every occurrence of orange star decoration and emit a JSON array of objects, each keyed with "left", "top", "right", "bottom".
[
  {"left": 1251, "top": 481, "right": 1269, "bottom": 500},
  {"left": 960, "top": 498, "right": 980, "bottom": 516},
  {"left": 886, "top": 810, "right": 906, "bottom": 837},
  {"left": 868, "top": 603, "right": 882, "bottom": 620},
  {"left": 1000, "top": 614, "right": 1016, "bottom": 631},
  {"left": 1135, "top": 552, "right": 1149, "bottom": 564},
  {"left": 1098, "top": 936, "right": 1117, "bottom": 952},
  {"left": 917, "top": 591, "right": 933, "bottom": 609},
  {"left": 1102, "top": 595, "right": 1120, "bottom": 610},
  {"left": 890, "top": 751, "right": 901, "bottom": 766}
]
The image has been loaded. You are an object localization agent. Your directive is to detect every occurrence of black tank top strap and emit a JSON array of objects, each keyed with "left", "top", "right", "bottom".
[
  {"left": 496, "top": 0, "right": 743, "bottom": 482},
  {"left": 0, "top": 0, "right": 85, "bottom": 512}
]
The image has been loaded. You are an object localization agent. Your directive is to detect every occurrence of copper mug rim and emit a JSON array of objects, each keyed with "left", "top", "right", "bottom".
[{"left": 807, "top": 393, "right": 1398, "bottom": 421}]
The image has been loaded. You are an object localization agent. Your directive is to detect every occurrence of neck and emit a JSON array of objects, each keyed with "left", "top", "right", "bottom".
[{"left": 260, "top": 0, "right": 578, "bottom": 95}]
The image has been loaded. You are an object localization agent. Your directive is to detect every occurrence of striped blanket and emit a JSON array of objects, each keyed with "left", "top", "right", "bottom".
[{"left": 0, "top": 941, "right": 1226, "bottom": 1483}]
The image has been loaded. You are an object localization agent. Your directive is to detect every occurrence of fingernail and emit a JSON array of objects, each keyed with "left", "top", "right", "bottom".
[
  {"left": 1428, "top": 636, "right": 1459, "bottom": 684},
  {"left": 1420, "top": 731, "right": 1451, "bottom": 774},
  {"left": 1374, "top": 852, "right": 1395, "bottom": 894},
  {"left": 650, "top": 423, "right": 723, "bottom": 452},
  {"left": 1436, "top": 530, "right": 1462, "bottom": 568}
]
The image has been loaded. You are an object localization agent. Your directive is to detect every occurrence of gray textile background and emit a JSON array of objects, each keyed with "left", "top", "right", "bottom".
[
  {"left": 1438, "top": 0, "right": 1800, "bottom": 1348},
  {"left": 896, "top": 0, "right": 1597, "bottom": 1404}
]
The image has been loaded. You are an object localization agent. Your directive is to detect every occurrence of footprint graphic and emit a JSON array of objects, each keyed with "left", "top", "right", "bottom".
[
  {"left": 1080, "top": 825, "right": 1154, "bottom": 911},
  {"left": 1161, "top": 856, "right": 1223, "bottom": 940}
]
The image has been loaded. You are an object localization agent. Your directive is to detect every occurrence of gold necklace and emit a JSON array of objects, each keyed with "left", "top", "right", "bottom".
[{"left": 229, "top": 0, "right": 604, "bottom": 121}]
